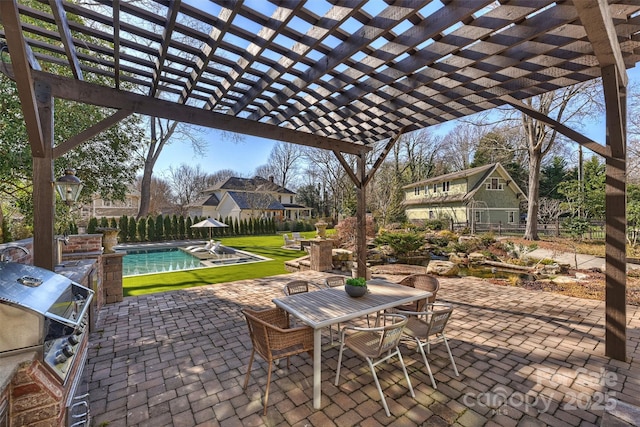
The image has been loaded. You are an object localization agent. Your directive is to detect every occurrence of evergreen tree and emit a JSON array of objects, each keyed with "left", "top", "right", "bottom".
[
  {"left": 164, "top": 216, "right": 172, "bottom": 240},
  {"left": 87, "top": 217, "right": 98, "bottom": 234},
  {"left": 155, "top": 214, "right": 164, "bottom": 240},
  {"left": 137, "top": 217, "right": 147, "bottom": 241},
  {"left": 128, "top": 217, "right": 137, "bottom": 242},
  {"left": 178, "top": 215, "right": 185, "bottom": 239},
  {"left": 119, "top": 215, "right": 129, "bottom": 242},
  {"left": 540, "top": 156, "right": 569, "bottom": 199},
  {"left": 147, "top": 216, "right": 156, "bottom": 241},
  {"left": 186, "top": 216, "right": 193, "bottom": 239}
]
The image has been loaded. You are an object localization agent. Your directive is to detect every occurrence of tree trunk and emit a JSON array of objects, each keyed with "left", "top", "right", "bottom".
[
  {"left": 137, "top": 160, "right": 154, "bottom": 219},
  {"left": 524, "top": 149, "right": 542, "bottom": 240}
]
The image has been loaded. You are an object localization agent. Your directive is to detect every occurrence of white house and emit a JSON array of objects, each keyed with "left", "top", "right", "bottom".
[{"left": 188, "top": 176, "right": 311, "bottom": 222}]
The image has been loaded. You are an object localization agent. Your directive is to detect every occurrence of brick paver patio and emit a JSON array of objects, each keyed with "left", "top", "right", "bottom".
[{"left": 87, "top": 272, "right": 640, "bottom": 426}]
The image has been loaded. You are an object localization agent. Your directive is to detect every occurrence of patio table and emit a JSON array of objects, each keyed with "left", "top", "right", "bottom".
[{"left": 272, "top": 278, "right": 432, "bottom": 409}]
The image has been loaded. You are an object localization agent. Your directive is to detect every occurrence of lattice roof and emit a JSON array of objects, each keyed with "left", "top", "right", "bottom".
[{"left": 2, "top": 0, "right": 640, "bottom": 153}]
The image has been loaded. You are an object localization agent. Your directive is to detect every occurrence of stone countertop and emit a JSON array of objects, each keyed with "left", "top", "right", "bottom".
[{"left": 54, "top": 258, "right": 96, "bottom": 284}]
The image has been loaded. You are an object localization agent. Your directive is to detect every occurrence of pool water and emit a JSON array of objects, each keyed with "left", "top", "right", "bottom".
[
  {"left": 121, "top": 247, "right": 268, "bottom": 276},
  {"left": 122, "top": 248, "right": 202, "bottom": 276}
]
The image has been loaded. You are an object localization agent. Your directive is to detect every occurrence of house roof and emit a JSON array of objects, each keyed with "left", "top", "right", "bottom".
[
  {"left": 226, "top": 191, "right": 285, "bottom": 211},
  {"left": 189, "top": 193, "right": 220, "bottom": 208},
  {"left": 206, "top": 176, "right": 294, "bottom": 195},
  {"left": 402, "top": 164, "right": 496, "bottom": 189},
  {"left": 402, "top": 163, "right": 526, "bottom": 206}
]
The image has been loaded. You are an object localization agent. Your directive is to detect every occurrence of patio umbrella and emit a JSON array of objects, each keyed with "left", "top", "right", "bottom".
[{"left": 191, "top": 218, "right": 229, "bottom": 239}]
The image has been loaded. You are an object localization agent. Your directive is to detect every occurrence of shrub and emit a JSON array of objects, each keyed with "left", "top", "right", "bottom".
[
  {"left": 374, "top": 232, "right": 424, "bottom": 257},
  {"left": 335, "top": 216, "right": 376, "bottom": 250},
  {"left": 479, "top": 232, "right": 496, "bottom": 247}
]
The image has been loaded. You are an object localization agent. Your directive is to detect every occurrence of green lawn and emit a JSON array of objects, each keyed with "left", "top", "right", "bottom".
[{"left": 123, "top": 233, "right": 316, "bottom": 296}]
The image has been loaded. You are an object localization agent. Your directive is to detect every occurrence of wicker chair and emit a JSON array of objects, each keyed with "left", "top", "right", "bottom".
[
  {"left": 324, "top": 275, "right": 345, "bottom": 288},
  {"left": 242, "top": 307, "right": 314, "bottom": 415},
  {"left": 283, "top": 279, "right": 313, "bottom": 296},
  {"left": 334, "top": 313, "right": 414, "bottom": 417},
  {"left": 394, "top": 274, "right": 439, "bottom": 312},
  {"left": 395, "top": 303, "right": 459, "bottom": 389},
  {"left": 322, "top": 276, "right": 347, "bottom": 344}
]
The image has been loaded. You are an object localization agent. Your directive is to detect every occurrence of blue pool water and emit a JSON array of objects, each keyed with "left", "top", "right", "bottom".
[
  {"left": 121, "top": 247, "right": 267, "bottom": 276},
  {"left": 122, "top": 248, "right": 202, "bottom": 276}
]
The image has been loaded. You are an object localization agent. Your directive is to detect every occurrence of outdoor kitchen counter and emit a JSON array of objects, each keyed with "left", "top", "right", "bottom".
[
  {"left": 54, "top": 258, "right": 96, "bottom": 284},
  {"left": 0, "top": 351, "right": 37, "bottom": 392}
]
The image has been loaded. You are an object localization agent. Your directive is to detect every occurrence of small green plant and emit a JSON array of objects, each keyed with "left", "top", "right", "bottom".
[{"left": 346, "top": 277, "right": 367, "bottom": 287}]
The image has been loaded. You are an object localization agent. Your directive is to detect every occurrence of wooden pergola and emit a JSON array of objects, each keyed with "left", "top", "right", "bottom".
[{"left": 1, "top": 0, "right": 639, "bottom": 360}]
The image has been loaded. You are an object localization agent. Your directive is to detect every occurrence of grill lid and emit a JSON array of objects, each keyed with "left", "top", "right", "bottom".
[{"left": 0, "top": 262, "right": 93, "bottom": 327}]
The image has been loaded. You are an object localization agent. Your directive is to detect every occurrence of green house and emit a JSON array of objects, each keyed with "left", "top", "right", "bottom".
[{"left": 402, "top": 163, "right": 526, "bottom": 225}]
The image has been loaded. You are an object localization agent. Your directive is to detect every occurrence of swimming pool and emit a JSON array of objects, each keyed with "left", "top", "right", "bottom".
[{"left": 122, "top": 247, "right": 267, "bottom": 276}]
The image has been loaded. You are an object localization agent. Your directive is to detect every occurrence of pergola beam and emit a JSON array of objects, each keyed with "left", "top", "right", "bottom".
[
  {"left": 0, "top": 0, "right": 45, "bottom": 157},
  {"left": 500, "top": 95, "right": 610, "bottom": 158},
  {"left": 53, "top": 109, "right": 133, "bottom": 158},
  {"left": 21, "top": 67, "right": 369, "bottom": 155},
  {"left": 602, "top": 64, "right": 627, "bottom": 361},
  {"left": 574, "top": 0, "right": 629, "bottom": 87},
  {"left": 48, "top": 0, "right": 83, "bottom": 80}
]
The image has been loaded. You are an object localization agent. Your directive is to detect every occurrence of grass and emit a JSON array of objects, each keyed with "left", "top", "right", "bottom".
[{"left": 123, "top": 232, "right": 317, "bottom": 296}]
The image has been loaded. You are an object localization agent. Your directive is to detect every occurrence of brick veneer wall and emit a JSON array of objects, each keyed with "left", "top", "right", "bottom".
[
  {"left": 11, "top": 359, "right": 64, "bottom": 426},
  {"left": 102, "top": 252, "right": 124, "bottom": 303},
  {"left": 61, "top": 234, "right": 102, "bottom": 256}
]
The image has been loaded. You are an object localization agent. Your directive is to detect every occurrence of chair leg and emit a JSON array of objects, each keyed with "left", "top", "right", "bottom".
[
  {"left": 442, "top": 334, "right": 459, "bottom": 376},
  {"left": 334, "top": 341, "right": 346, "bottom": 386},
  {"left": 263, "top": 361, "right": 274, "bottom": 416},
  {"left": 367, "top": 357, "right": 390, "bottom": 417},
  {"left": 243, "top": 350, "right": 255, "bottom": 389},
  {"left": 396, "top": 348, "right": 415, "bottom": 398},
  {"left": 416, "top": 338, "right": 437, "bottom": 389}
]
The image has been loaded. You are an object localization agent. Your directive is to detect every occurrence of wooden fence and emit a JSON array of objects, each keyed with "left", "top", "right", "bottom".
[{"left": 452, "top": 220, "right": 606, "bottom": 239}]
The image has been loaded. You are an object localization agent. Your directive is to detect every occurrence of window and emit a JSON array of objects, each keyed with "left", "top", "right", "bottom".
[
  {"left": 442, "top": 181, "right": 450, "bottom": 192},
  {"left": 429, "top": 210, "right": 434, "bottom": 219},
  {"left": 414, "top": 187, "right": 420, "bottom": 195},
  {"left": 433, "top": 183, "right": 437, "bottom": 193},
  {"left": 508, "top": 211, "right": 516, "bottom": 223},
  {"left": 475, "top": 211, "right": 482, "bottom": 223},
  {"left": 424, "top": 185, "right": 429, "bottom": 194},
  {"left": 290, "top": 196, "right": 293, "bottom": 203},
  {"left": 486, "top": 178, "right": 503, "bottom": 190}
]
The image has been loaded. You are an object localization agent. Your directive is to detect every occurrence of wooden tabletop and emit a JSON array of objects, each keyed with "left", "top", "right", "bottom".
[{"left": 272, "top": 279, "right": 432, "bottom": 329}]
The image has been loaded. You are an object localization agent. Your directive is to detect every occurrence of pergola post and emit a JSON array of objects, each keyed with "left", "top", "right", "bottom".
[
  {"left": 32, "top": 81, "right": 56, "bottom": 270},
  {"left": 356, "top": 152, "right": 367, "bottom": 278},
  {"left": 603, "top": 65, "right": 627, "bottom": 361}
]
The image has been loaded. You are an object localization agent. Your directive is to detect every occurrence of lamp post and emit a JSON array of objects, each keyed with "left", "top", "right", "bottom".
[{"left": 55, "top": 168, "right": 83, "bottom": 206}]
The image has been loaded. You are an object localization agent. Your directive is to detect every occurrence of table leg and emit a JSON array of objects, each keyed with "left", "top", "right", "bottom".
[{"left": 313, "top": 328, "right": 322, "bottom": 409}]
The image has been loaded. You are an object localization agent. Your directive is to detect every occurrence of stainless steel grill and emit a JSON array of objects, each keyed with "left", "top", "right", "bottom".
[{"left": 0, "top": 262, "right": 94, "bottom": 383}]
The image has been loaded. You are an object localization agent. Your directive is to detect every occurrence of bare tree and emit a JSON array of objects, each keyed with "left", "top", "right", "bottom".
[
  {"left": 133, "top": 175, "right": 173, "bottom": 217},
  {"left": 262, "top": 142, "right": 304, "bottom": 188},
  {"left": 517, "top": 81, "right": 602, "bottom": 240},
  {"left": 166, "top": 164, "right": 212, "bottom": 215},
  {"left": 440, "top": 123, "right": 483, "bottom": 171}
]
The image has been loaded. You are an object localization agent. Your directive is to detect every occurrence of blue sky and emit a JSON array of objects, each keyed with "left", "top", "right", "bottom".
[{"left": 153, "top": 66, "right": 640, "bottom": 178}]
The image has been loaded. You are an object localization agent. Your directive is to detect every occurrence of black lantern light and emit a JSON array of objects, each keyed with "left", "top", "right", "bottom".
[{"left": 55, "top": 169, "right": 83, "bottom": 205}]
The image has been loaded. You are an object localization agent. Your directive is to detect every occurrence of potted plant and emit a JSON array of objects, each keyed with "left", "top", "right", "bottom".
[{"left": 345, "top": 277, "right": 367, "bottom": 297}]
